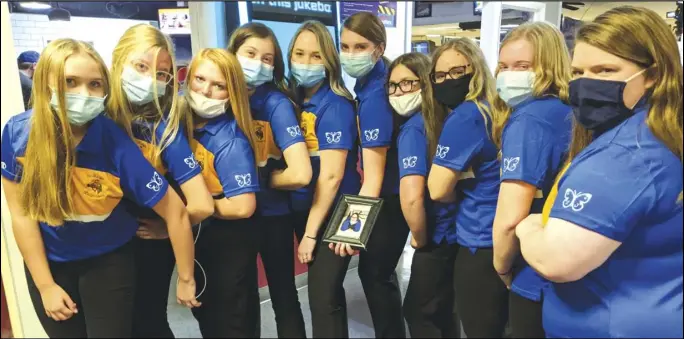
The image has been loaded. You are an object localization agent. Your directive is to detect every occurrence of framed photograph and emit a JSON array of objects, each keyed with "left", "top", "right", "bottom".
[
  {"left": 414, "top": 3, "right": 432, "bottom": 18},
  {"left": 321, "top": 195, "right": 384, "bottom": 250}
]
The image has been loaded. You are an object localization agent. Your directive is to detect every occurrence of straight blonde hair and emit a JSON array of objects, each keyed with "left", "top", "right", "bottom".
[
  {"left": 20, "top": 39, "right": 111, "bottom": 226},
  {"left": 492, "top": 21, "right": 572, "bottom": 149}
]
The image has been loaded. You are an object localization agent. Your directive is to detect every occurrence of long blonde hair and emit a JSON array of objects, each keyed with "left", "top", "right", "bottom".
[
  {"left": 107, "top": 24, "right": 184, "bottom": 165},
  {"left": 569, "top": 6, "right": 683, "bottom": 200},
  {"left": 20, "top": 39, "right": 110, "bottom": 226},
  {"left": 431, "top": 38, "right": 502, "bottom": 139},
  {"left": 287, "top": 20, "right": 354, "bottom": 105},
  {"left": 180, "top": 48, "right": 257, "bottom": 151},
  {"left": 492, "top": 21, "right": 572, "bottom": 149}
]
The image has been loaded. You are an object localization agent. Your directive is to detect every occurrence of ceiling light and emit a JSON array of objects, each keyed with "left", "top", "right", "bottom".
[
  {"left": 20, "top": 2, "right": 52, "bottom": 10},
  {"left": 426, "top": 34, "right": 442, "bottom": 38},
  {"left": 48, "top": 7, "right": 71, "bottom": 21},
  {"left": 426, "top": 25, "right": 461, "bottom": 31}
]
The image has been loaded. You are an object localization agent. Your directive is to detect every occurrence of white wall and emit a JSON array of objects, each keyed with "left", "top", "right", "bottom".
[{"left": 10, "top": 13, "right": 154, "bottom": 67}]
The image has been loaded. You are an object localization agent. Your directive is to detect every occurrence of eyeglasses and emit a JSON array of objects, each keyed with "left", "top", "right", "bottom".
[
  {"left": 131, "top": 61, "right": 174, "bottom": 84},
  {"left": 387, "top": 79, "right": 420, "bottom": 95},
  {"left": 431, "top": 65, "right": 470, "bottom": 84}
]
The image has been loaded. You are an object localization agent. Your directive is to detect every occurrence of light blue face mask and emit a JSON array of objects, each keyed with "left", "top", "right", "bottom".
[
  {"left": 237, "top": 55, "right": 274, "bottom": 88},
  {"left": 496, "top": 71, "right": 535, "bottom": 107},
  {"left": 340, "top": 50, "right": 376, "bottom": 78},
  {"left": 291, "top": 62, "right": 326, "bottom": 88},
  {"left": 121, "top": 66, "right": 167, "bottom": 105},
  {"left": 50, "top": 91, "right": 105, "bottom": 126}
]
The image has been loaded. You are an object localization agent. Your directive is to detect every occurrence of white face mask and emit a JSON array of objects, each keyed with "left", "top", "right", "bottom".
[
  {"left": 50, "top": 91, "right": 106, "bottom": 126},
  {"left": 389, "top": 90, "right": 422, "bottom": 117},
  {"left": 237, "top": 55, "right": 274, "bottom": 88},
  {"left": 121, "top": 66, "right": 167, "bottom": 105},
  {"left": 496, "top": 71, "right": 535, "bottom": 107},
  {"left": 187, "top": 90, "right": 228, "bottom": 119}
]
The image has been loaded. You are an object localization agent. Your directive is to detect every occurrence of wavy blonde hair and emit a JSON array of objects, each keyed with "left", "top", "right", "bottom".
[
  {"left": 431, "top": 38, "right": 502, "bottom": 139},
  {"left": 179, "top": 48, "right": 257, "bottom": 150},
  {"left": 20, "top": 39, "right": 111, "bottom": 226},
  {"left": 570, "top": 6, "right": 683, "bottom": 200},
  {"left": 107, "top": 24, "right": 184, "bottom": 165},
  {"left": 287, "top": 20, "right": 354, "bottom": 105},
  {"left": 491, "top": 21, "right": 572, "bottom": 149}
]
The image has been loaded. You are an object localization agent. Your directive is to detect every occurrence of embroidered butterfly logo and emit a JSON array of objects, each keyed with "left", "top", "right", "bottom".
[
  {"left": 502, "top": 157, "right": 520, "bottom": 173},
  {"left": 235, "top": 174, "right": 252, "bottom": 188},
  {"left": 1, "top": 162, "right": 6, "bottom": 170},
  {"left": 562, "top": 188, "right": 593, "bottom": 212},
  {"left": 184, "top": 155, "right": 198, "bottom": 169},
  {"left": 287, "top": 126, "right": 301, "bottom": 137},
  {"left": 326, "top": 131, "right": 342, "bottom": 144},
  {"left": 146, "top": 172, "right": 163, "bottom": 192},
  {"left": 364, "top": 129, "right": 379, "bottom": 141},
  {"left": 436, "top": 145, "right": 450, "bottom": 159},
  {"left": 402, "top": 156, "right": 418, "bottom": 169}
]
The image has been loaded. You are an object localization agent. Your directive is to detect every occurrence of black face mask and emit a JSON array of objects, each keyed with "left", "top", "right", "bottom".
[{"left": 432, "top": 74, "right": 473, "bottom": 109}]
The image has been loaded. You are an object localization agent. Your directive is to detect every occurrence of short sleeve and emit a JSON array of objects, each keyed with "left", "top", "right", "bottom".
[
  {"left": 1, "top": 121, "right": 20, "bottom": 181},
  {"left": 317, "top": 101, "right": 356, "bottom": 151},
  {"left": 358, "top": 91, "right": 393, "bottom": 148},
  {"left": 113, "top": 126, "right": 169, "bottom": 209},
  {"left": 269, "top": 100, "right": 305, "bottom": 151},
  {"left": 214, "top": 138, "right": 260, "bottom": 198},
  {"left": 397, "top": 125, "right": 428, "bottom": 178},
  {"left": 500, "top": 117, "right": 555, "bottom": 187},
  {"left": 161, "top": 124, "right": 202, "bottom": 185},
  {"left": 549, "top": 146, "right": 655, "bottom": 241},
  {"left": 432, "top": 108, "right": 484, "bottom": 172}
]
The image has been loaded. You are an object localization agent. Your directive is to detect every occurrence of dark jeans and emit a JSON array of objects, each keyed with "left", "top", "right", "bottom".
[
  {"left": 132, "top": 237, "right": 176, "bottom": 338},
  {"left": 453, "top": 247, "right": 509, "bottom": 338},
  {"left": 26, "top": 241, "right": 136, "bottom": 338},
  {"left": 509, "top": 291, "right": 545, "bottom": 338},
  {"left": 190, "top": 217, "right": 260, "bottom": 338},
  {"left": 403, "top": 241, "right": 461, "bottom": 338},
  {"left": 303, "top": 194, "right": 409, "bottom": 338},
  {"left": 257, "top": 214, "right": 306, "bottom": 338}
]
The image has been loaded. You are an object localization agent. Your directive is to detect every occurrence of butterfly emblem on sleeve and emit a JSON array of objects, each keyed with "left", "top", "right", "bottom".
[
  {"left": 364, "top": 129, "right": 379, "bottom": 141},
  {"left": 1, "top": 162, "right": 6, "bottom": 170},
  {"left": 402, "top": 156, "right": 418, "bottom": 169},
  {"left": 325, "top": 131, "right": 342, "bottom": 144},
  {"left": 435, "top": 145, "right": 450, "bottom": 159},
  {"left": 235, "top": 174, "right": 252, "bottom": 188},
  {"left": 287, "top": 126, "right": 302, "bottom": 137},
  {"left": 146, "top": 172, "right": 163, "bottom": 192},
  {"left": 502, "top": 157, "right": 520, "bottom": 173},
  {"left": 184, "top": 155, "right": 198, "bottom": 169},
  {"left": 562, "top": 188, "right": 593, "bottom": 212}
]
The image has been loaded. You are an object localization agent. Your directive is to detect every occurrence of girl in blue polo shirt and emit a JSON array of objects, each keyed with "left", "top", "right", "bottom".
[
  {"left": 180, "top": 48, "right": 261, "bottom": 338},
  {"left": 426, "top": 38, "right": 508, "bottom": 338},
  {"left": 1, "top": 39, "right": 199, "bottom": 338},
  {"left": 387, "top": 52, "right": 460, "bottom": 338},
  {"left": 490, "top": 22, "right": 573, "bottom": 338},
  {"left": 284, "top": 20, "right": 360, "bottom": 338},
  {"left": 516, "top": 6, "right": 683, "bottom": 338},
  {"left": 227, "top": 22, "right": 313, "bottom": 338},
  {"left": 108, "top": 24, "right": 214, "bottom": 338}
]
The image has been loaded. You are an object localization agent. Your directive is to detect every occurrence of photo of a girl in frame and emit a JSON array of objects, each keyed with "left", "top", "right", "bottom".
[{"left": 340, "top": 211, "right": 362, "bottom": 232}]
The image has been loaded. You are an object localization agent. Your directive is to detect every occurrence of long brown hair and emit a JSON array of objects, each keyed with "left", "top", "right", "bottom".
[
  {"left": 342, "top": 12, "right": 391, "bottom": 66},
  {"left": 20, "top": 39, "right": 111, "bottom": 226},
  {"left": 491, "top": 21, "right": 572, "bottom": 149},
  {"left": 388, "top": 53, "right": 447, "bottom": 159},
  {"left": 570, "top": 6, "right": 683, "bottom": 200},
  {"left": 180, "top": 48, "right": 257, "bottom": 151}
]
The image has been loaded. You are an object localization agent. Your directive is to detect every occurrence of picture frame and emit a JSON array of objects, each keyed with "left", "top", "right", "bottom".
[{"left": 321, "top": 194, "right": 384, "bottom": 250}]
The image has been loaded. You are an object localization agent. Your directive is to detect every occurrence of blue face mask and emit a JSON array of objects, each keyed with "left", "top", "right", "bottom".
[
  {"left": 291, "top": 62, "right": 326, "bottom": 88},
  {"left": 121, "top": 66, "right": 167, "bottom": 105},
  {"left": 50, "top": 91, "right": 105, "bottom": 126},
  {"left": 340, "top": 50, "right": 377, "bottom": 78},
  {"left": 237, "top": 55, "right": 274, "bottom": 88}
]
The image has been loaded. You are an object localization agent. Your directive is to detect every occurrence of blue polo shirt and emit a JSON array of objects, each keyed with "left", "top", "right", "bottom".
[
  {"left": 250, "top": 84, "right": 306, "bottom": 216},
  {"left": 396, "top": 113, "right": 458, "bottom": 244},
  {"left": 190, "top": 112, "right": 260, "bottom": 200},
  {"left": 500, "top": 96, "right": 573, "bottom": 302},
  {"left": 290, "top": 82, "right": 360, "bottom": 212},
  {"left": 130, "top": 119, "right": 201, "bottom": 219},
  {"left": 432, "top": 101, "right": 500, "bottom": 249},
  {"left": 542, "top": 108, "right": 683, "bottom": 339},
  {"left": 355, "top": 59, "right": 400, "bottom": 196},
  {"left": 1, "top": 111, "right": 169, "bottom": 262}
]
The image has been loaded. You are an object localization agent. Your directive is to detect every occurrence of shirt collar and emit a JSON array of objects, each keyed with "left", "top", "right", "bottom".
[
  {"left": 302, "top": 81, "right": 330, "bottom": 110},
  {"left": 250, "top": 83, "right": 273, "bottom": 112},
  {"left": 75, "top": 113, "right": 107, "bottom": 154},
  {"left": 195, "top": 113, "right": 232, "bottom": 136},
  {"left": 354, "top": 58, "right": 387, "bottom": 99}
]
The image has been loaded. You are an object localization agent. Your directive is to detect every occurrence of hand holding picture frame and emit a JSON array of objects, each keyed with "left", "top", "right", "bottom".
[{"left": 321, "top": 195, "right": 384, "bottom": 250}]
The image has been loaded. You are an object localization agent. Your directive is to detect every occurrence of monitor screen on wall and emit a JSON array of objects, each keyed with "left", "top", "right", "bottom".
[{"left": 159, "top": 8, "right": 190, "bottom": 35}]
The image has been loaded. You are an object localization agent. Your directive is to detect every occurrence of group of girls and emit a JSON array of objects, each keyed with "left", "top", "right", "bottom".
[{"left": 1, "top": 5, "right": 681, "bottom": 339}]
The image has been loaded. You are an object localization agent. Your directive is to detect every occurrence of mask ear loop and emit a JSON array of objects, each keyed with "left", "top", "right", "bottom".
[{"left": 176, "top": 221, "right": 207, "bottom": 299}]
